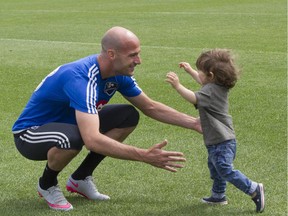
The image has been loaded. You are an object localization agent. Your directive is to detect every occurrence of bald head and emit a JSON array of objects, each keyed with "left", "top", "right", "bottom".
[
  {"left": 98, "top": 27, "right": 141, "bottom": 77},
  {"left": 101, "top": 26, "right": 140, "bottom": 53}
]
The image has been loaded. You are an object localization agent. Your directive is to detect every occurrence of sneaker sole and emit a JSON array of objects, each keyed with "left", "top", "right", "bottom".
[
  {"left": 66, "top": 185, "right": 89, "bottom": 199},
  {"left": 66, "top": 185, "right": 110, "bottom": 201},
  {"left": 38, "top": 191, "right": 73, "bottom": 211},
  {"left": 258, "top": 183, "right": 265, "bottom": 213},
  {"left": 201, "top": 199, "right": 228, "bottom": 205}
]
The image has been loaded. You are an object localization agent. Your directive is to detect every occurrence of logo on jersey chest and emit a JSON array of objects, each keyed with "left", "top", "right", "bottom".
[{"left": 104, "top": 82, "right": 118, "bottom": 96}]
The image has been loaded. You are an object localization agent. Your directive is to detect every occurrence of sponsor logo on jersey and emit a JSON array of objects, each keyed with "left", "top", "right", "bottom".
[{"left": 96, "top": 100, "right": 108, "bottom": 111}]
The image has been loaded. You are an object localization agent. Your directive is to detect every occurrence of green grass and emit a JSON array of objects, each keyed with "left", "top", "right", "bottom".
[{"left": 0, "top": 0, "right": 287, "bottom": 215}]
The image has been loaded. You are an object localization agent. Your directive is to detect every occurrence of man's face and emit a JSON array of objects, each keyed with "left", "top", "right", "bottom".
[{"left": 113, "top": 41, "right": 141, "bottom": 76}]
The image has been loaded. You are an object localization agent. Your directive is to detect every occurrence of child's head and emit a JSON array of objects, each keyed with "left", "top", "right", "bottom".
[{"left": 196, "top": 49, "right": 240, "bottom": 89}]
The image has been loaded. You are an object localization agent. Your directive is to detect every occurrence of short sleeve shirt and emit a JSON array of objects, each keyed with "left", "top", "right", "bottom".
[
  {"left": 195, "top": 83, "right": 235, "bottom": 146},
  {"left": 12, "top": 54, "right": 142, "bottom": 132}
]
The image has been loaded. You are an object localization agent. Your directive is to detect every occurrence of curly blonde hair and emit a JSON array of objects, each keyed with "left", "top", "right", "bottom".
[{"left": 196, "top": 49, "right": 240, "bottom": 89}]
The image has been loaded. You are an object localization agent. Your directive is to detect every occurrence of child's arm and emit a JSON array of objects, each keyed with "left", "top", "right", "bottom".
[
  {"left": 179, "top": 62, "right": 202, "bottom": 85},
  {"left": 166, "top": 72, "right": 197, "bottom": 105}
]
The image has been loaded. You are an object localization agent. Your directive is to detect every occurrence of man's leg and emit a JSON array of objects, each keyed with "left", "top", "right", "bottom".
[
  {"left": 37, "top": 148, "right": 79, "bottom": 211},
  {"left": 40, "top": 148, "right": 79, "bottom": 189},
  {"left": 47, "top": 148, "right": 80, "bottom": 171},
  {"left": 67, "top": 104, "right": 139, "bottom": 200},
  {"left": 14, "top": 122, "right": 83, "bottom": 211},
  {"left": 105, "top": 126, "right": 136, "bottom": 142}
]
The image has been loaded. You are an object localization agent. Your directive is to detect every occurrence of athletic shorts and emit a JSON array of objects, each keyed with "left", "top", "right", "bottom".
[{"left": 13, "top": 104, "right": 139, "bottom": 161}]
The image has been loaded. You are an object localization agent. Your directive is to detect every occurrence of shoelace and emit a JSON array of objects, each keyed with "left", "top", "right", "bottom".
[
  {"left": 84, "top": 176, "right": 99, "bottom": 192},
  {"left": 48, "top": 186, "right": 67, "bottom": 203}
]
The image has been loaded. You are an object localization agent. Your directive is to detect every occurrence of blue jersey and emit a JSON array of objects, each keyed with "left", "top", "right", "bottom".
[{"left": 12, "top": 54, "right": 142, "bottom": 132}]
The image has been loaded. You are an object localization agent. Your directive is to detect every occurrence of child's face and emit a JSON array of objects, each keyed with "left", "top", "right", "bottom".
[{"left": 198, "top": 70, "right": 211, "bottom": 85}]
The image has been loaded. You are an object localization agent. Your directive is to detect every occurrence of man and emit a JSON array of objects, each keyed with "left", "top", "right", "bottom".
[{"left": 12, "top": 26, "right": 201, "bottom": 211}]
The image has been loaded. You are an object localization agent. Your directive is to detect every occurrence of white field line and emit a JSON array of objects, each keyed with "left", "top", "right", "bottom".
[
  {"left": 0, "top": 38, "right": 193, "bottom": 50},
  {"left": 0, "top": 38, "right": 99, "bottom": 46},
  {"left": 0, "top": 38, "right": 285, "bottom": 55},
  {"left": 0, "top": 10, "right": 284, "bottom": 16}
]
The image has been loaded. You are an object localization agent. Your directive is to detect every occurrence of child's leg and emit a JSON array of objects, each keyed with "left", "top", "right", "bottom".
[
  {"left": 207, "top": 153, "right": 227, "bottom": 199},
  {"left": 211, "top": 139, "right": 265, "bottom": 212},
  {"left": 202, "top": 147, "right": 228, "bottom": 204},
  {"left": 212, "top": 140, "right": 258, "bottom": 195}
]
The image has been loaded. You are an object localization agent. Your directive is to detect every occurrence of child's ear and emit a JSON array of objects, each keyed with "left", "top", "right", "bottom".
[{"left": 209, "top": 71, "right": 215, "bottom": 80}]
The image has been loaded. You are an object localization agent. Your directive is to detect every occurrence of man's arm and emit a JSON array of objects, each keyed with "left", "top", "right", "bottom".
[
  {"left": 125, "top": 92, "right": 202, "bottom": 133},
  {"left": 75, "top": 110, "right": 186, "bottom": 172}
]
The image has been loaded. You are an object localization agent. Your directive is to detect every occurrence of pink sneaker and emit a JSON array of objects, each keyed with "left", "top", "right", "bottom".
[
  {"left": 38, "top": 183, "right": 73, "bottom": 211},
  {"left": 66, "top": 176, "right": 110, "bottom": 200}
]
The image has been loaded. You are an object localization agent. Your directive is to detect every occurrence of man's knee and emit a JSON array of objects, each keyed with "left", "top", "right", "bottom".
[
  {"left": 99, "top": 104, "right": 140, "bottom": 133},
  {"left": 123, "top": 105, "right": 139, "bottom": 128}
]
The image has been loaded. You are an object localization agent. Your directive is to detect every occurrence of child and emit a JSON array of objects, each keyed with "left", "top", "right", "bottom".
[{"left": 166, "top": 49, "right": 265, "bottom": 213}]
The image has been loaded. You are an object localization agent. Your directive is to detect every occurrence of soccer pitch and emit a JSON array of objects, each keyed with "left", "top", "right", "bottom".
[{"left": 0, "top": 0, "right": 286, "bottom": 215}]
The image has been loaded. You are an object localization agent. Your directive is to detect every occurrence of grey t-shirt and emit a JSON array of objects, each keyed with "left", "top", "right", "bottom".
[{"left": 195, "top": 83, "right": 235, "bottom": 146}]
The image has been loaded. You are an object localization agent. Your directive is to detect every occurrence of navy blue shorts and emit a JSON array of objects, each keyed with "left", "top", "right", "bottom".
[{"left": 13, "top": 104, "right": 139, "bottom": 161}]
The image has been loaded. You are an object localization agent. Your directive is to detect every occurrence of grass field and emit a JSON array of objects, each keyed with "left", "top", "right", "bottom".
[{"left": 0, "top": 0, "right": 287, "bottom": 215}]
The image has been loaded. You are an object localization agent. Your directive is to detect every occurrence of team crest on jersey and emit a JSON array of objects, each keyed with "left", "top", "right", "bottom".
[{"left": 104, "top": 82, "right": 118, "bottom": 96}]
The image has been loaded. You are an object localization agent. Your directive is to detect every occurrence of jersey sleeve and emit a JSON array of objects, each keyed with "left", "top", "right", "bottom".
[
  {"left": 117, "top": 76, "right": 142, "bottom": 97},
  {"left": 63, "top": 73, "right": 98, "bottom": 114}
]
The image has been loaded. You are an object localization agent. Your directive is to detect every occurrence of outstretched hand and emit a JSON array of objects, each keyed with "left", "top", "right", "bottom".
[
  {"left": 144, "top": 140, "right": 186, "bottom": 172},
  {"left": 166, "top": 72, "right": 180, "bottom": 89},
  {"left": 179, "top": 62, "right": 193, "bottom": 73}
]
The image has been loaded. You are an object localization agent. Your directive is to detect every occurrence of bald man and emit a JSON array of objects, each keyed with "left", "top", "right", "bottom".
[{"left": 12, "top": 26, "right": 201, "bottom": 211}]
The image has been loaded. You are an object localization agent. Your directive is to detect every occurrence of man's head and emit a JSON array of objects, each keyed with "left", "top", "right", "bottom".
[{"left": 100, "top": 26, "right": 141, "bottom": 76}]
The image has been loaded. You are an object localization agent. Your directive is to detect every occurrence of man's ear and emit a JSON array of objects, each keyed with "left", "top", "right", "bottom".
[{"left": 107, "top": 49, "right": 116, "bottom": 59}]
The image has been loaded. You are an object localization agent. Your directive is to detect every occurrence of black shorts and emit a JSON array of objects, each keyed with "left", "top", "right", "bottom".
[{"left": 13, "top": 104, "right": 139, "bottom": 161}]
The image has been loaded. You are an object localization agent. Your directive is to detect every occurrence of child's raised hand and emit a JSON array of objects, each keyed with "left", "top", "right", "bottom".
[
  {"left": 166, "top": 72, "right": 180, "bottom": 89},
  {"left": 179, "top": 62, "right": 193, "bottom": 73},
  {"left": 179, "top": 62, "right": 202, "bottom": 85}
]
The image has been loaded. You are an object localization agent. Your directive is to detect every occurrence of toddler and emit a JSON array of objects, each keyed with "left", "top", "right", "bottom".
[{"left": 166, "top": 49, "right": 265, "bottom": 213}]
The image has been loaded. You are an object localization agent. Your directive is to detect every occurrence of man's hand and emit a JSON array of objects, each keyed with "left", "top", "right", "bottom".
[{"left": 144, "top": 140, "right": 186, "bottom": 172}]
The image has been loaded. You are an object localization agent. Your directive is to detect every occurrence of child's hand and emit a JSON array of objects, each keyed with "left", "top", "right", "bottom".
[
  {"left": 179, "top": 62, "right": 193, "bottom": 73},
  {"left": 166, "top": 72, "right": 180, "bottom": 89},
  {"left": 179, "top": 62, "right": 202, "bottom": 85}
]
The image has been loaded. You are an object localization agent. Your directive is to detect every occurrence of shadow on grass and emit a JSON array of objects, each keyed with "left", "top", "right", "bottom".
[
  {"left": 99, "top": 196, "right": 258, "bottom": 216},
  {"left": 0, "top": 195, "right": 99, "bottom": 215},
  {"left": 148, "top": 203, "right": 257, "bottom": 216},
  {"left": 0, "top": 195, "right": 257, "bottom": 216},
  {"left": 0, "top": 197, "right": 53, "bottom": 215}
]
